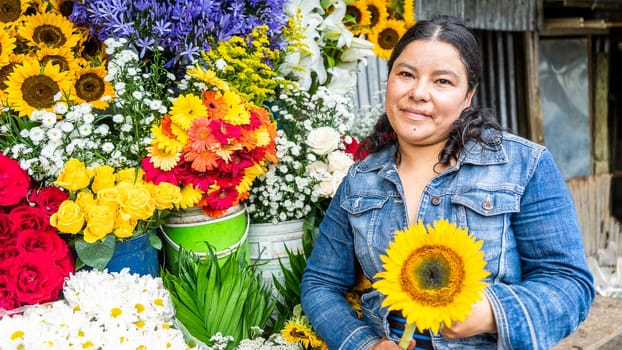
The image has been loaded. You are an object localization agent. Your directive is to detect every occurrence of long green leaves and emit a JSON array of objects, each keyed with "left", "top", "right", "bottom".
[{"left": 161, "top": 245, "right": 276, "bottom": 349}]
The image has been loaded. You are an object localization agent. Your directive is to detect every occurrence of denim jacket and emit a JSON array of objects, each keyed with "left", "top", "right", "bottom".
[{"left": 301, "top": 131, "right": 595, "bottom": 350}]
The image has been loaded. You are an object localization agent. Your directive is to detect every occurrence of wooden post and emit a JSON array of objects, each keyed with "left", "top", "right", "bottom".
[{"left": 523, "top": 31, "right": 545, "bottom": 144}]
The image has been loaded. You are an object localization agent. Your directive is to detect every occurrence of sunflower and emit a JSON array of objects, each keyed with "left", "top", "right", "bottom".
[
  {"left": 403, "top": 0, "right": 416, "bottom": 28},
  {"left": 20, "top": 12, "right": 82, "bottom": 49},
  {"left": 0, "top": 0, "right": 26, "bottom": 25},
  {"left": 370, "top": 18, "right": 407, "bottom": 60},
  {"left": 71, "top": 66, "right": 114, "bottom": 109},
  {"left": 5, "top": 59, "right": 70, "bottom": 117},
  {"left": 373, "top": 219, "right": 489, "bottom": 336},
  {"left": 0, "top": 54, "right": 24, "bottom": 102},
  {"left": 363, "top": 0, "right": 389, "bottom": 30},
  {"left": 0, "top": 30, "right": 16, "bottom": 66},
  {"left": 344, "top": 2, "right": 371, "bottom": 35},
  {"left": 35, "top": 46, "right": 81, "bottom": 72},
  {"left": 280, "top": 305, "right": 324, "bottom": 349}
]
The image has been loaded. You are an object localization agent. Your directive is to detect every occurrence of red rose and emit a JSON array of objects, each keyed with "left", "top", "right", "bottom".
[
  {"left": 0, "top": 246, "right": 19, "bottom": 264},
  {"left": 27, "top": 186, "right": 69, "bottom": 217},
  {"left": 15, "top": 228, "right": 72, "bottom": 263},
  {"left": 8, "top": 205, "right": 50, "bottom": 233},
  {"left": 0, "top": 273, "right": 19, "bottom": 311},
  {"left": 0, "top": 212, "right": 13, "bottom": 244},
  {"left": 341, "top": 134, "right": 359, "bottom": 156},
  {"left": 9, "top": 252, "right": 66, "bottom": 305},
  {"left": 0, "top": 154, "right": 31, "bottom": 207}
]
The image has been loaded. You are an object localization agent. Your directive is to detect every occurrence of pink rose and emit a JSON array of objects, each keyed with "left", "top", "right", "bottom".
[
  {"left": 9, "top": 252, "right": 66, "bottom": 305},
  {"left": 0, "top": 154, "right": 31, "bottom": 207},
  {"left": 8, "top": 205, "right": 50, "bottom": 233},
  {"left": 28, "top": 186, "right": 69, "bottom": 217}
]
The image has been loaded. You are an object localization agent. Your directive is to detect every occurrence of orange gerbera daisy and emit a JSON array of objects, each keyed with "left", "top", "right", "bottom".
[
  {"left": 202, "top": 90, "right": 228, "bottom": 120},
  {"left": 184, "top": 147, "right": 220, "bottom": 172},
  {"left": 187, "top": 117, "right": 218, "bottom": 153}
]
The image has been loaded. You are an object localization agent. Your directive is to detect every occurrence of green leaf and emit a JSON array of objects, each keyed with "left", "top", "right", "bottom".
[
  {"left": 75, "top": 235, "right": 115, "bottom": 270},
  {"left": 149, "top": 231, "right": 162, "bottom": 250}
]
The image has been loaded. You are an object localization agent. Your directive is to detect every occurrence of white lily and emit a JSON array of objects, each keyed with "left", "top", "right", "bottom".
[
  {"left": 318, "top": 0, "right": 353, "bottom": 48},
  {"left": 340, "top": 36, "right": 376, "bottom": 63}
]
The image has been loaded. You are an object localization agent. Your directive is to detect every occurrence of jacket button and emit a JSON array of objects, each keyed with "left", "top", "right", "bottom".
[
  {"left": 431, "top": 196, "right": 442, "bottom": 205},
  {"left": 482, "top": 196, "right": 493, "bottom": 210}
]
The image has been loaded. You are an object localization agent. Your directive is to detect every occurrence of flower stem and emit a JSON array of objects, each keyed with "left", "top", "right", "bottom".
[{"left": 399, "top": 323, "right": 416, "bottom": 350}]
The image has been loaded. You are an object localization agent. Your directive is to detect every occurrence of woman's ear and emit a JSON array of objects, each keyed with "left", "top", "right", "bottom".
[{"left": 464, "top": 87, "right": 476, "bottom": 108}]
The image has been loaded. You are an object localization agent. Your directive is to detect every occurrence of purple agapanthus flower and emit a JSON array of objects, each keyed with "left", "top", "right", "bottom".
[{"left": 69, "top": 0, "right": 289, "bottom": 69}]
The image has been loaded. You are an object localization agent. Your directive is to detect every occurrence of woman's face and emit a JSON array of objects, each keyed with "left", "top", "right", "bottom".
[{"left": 385, "top": 39, "right": 475, "bottom": 148}]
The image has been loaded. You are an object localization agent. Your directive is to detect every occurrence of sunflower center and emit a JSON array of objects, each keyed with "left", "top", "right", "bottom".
[
  {"left": 401, "top": 245, "right": 465, "bottom": 307},
  {"left": 379, "top": 28, "right": 400, "bottom": 50},
  {"left": 33, "top": 25, "right": 67, "bottom": 47},
  {"left": 0, "top": 0, "right": 21, "bottom": 23},
  {"left": 21, "top": 75, "right": 59, "bottom": 109},
  {"left": 345, "top": 6, "right": 362, "bottom": 24},
  {"left": 0, "top": 63, "right": 16, "bottom": 90},
  {"left": 41, "top": 55, "right": 70, "bottom": 71},
  {"left": 367, "top": 5, "right": 380, "bottom": 26},
  {"left": 75, "top": 72, "right": 105, "bottom": 102}
]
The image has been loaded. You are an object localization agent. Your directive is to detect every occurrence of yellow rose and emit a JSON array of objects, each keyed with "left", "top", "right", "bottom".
[
  {"left": 76, "top": 191, "right": 97, "bottom": 209},
  {"left": 148, "top": 182, "right": 183, "bottom": 210},
  {"left": 114, "top": 215, "right": 137, "bottom": 239},
  {"left": 50, "top": 200, "right": 84, "bottom": 234},
  {"left": 91, "top": 165, "right": 116, "bottom": 193},
  {"left": 117, "top": 182, "right": 155, "bottom": 220},
  {"left": 96, "top": 187, "right": 121, "bottom": 212},
  {"left": 83, "top": 205, "right": 115, "bottom": 243},
  {"left": 54, "top": 159, "right": 93, "bottom": 192},
  {"left": 116, "top": 167, "right": 145, "bottom": 184}
]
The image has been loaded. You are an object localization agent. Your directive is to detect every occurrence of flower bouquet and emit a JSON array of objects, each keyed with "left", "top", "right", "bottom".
[
  {"left": 50, "top": 158, "right": 183, "bottom": 271},
  {"left": 0, "top": 154, "right": 74, "bottom": 312},
  {"left": 142, "top": 60, "right": 279, "bottom": 218}
]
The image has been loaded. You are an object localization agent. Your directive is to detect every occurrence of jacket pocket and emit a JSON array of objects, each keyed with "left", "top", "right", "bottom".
[{"left": 451, "top": 189, "right": 521, "bottom": 278}]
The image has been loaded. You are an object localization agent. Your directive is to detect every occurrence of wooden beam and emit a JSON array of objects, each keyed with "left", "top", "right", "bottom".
[{"left": 523, "top": 31, "right": 545, "bottom": 145}]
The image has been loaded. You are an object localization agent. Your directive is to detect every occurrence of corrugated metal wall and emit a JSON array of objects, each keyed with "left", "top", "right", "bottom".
[{"left": 414, "top": 0, "right": 542, "bottom": 31}]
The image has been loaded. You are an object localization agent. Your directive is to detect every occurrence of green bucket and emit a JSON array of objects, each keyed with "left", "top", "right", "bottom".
[{"left": 160, "top": 205, "right": 249, "bottom": 273}]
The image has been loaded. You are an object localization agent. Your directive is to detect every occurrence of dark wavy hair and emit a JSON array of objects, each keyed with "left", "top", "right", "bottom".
[{"left": 355, "top": 15, "right": 502, "bottom": 167}]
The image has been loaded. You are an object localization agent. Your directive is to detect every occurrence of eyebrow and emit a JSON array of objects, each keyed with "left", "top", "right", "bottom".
[{"left": 395, "top": 62, "right": 460, "bottom": 80}]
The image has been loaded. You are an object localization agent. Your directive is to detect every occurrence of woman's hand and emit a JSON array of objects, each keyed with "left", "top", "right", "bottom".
[
  {"left": 370, "top": 338, "right": 416, "bottom": 350},
  {"left": 440, "top": 295, "right": 497, "bottom": 339}
]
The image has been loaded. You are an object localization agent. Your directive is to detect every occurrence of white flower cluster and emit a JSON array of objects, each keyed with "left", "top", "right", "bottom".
[
  {"left": 247, "top": 86, "right": 356, "bottom": 224},
  {"left": 0, "top": 38, "right": 172, "bottom": 184},
  {"left": 236, "top": 334, "right": 302, "bottom": 350},
  {"left": 0, "top": 269, "right": 195, "bottom": 350}
]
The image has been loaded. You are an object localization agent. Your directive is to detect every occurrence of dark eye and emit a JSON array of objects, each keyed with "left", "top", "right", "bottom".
[
  {"left": 398, "top": 71, "right": 414, "bottom": 78},
  {"left": 437, "top": 78, "right": 451, "bottom": 85}
]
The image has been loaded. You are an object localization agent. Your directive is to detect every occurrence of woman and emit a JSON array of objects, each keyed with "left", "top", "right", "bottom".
[{"left": 300, "top": 15, "right": 594, "bottom": 350}]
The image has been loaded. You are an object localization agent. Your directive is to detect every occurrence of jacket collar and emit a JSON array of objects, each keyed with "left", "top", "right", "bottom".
[{"left": 354, "top": 130, "right": 507, "bottom": 173}]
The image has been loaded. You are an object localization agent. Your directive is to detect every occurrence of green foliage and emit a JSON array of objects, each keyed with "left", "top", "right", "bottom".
[{"left": 161, "top": 245, "right": 276, "bottom": 349}]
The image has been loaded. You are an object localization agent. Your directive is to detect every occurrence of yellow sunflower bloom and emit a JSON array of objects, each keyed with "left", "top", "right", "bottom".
[
  {"left": 370, "top": 18, "right": 407, "bottom": 60},
  {"left": 373, "top": 219, "right": 489, "bottom": 337},
  {"left": 345, "top": 2, "right": 371, "bottom": 35},
  {"left": 5, "top": 58, "right": 71, "bottom": 117},
  {"left": 0, "top": 31, "right": 16, "bottom": 66},
  {"left": 70, "top": 66, "right": 115, "bottom": 109},
  {"left": 169, "top": 93, "right": 208, "bottom": 130},
  {"left": 35, "top": 46, "right": 82, "bottom": 73},
  {"left": 0, "top": 0, "right": 29, "bottom": 26},
  {"left": 403, "top": 0, "right": 416, "bottom": 27},
  {"left": 20, "top": 12, "right": 82, "bottom": 50},
  {"left": 363, "top": 0, "right": 389, "bottom": 28}
]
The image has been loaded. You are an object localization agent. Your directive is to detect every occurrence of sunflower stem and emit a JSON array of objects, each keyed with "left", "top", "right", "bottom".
[{"left": 399, "top": 323, "right": 416, "bottom": 350}]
